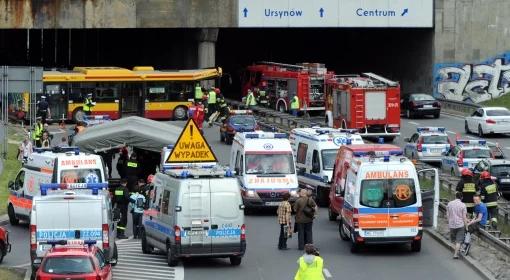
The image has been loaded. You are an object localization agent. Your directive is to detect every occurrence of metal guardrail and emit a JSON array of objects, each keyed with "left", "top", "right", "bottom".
[{"left": 437, "top": 98, "right": 481, "bottom": 116}]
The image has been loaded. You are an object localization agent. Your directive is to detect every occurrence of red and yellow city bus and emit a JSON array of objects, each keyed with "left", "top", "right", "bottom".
[{"left": 43, "top": 66, "right": 222, "bottom": 121}]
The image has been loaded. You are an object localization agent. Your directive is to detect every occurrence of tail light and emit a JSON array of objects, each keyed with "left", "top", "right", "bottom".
[
  {"left": 241, "top": 224, "right": 246, "bottom": 241},
  {"left": 417, "top": 138, "right": 423, "bottom": 152},
  {"left": 486, "top": 119, "right": 496, "bottom": 124},
  {"left": 30, "top": 225, "right": 37, "bottom": 250},
  {"left": 174, "top": 226, "right": 181, "bottom": 244},
  {"left": 96, "top": 275, "right": 102, "bottom": 280},
  {"left": 433, "top": 102, "right": 441, "bottom": 108},
  {"left": 353, "top": 208, "right": 359, "bottom": 229},
  {"left": 418, "top": 207, "right": 423, "bottom": 227},
  {"left": 102, "top": 224, "right": 109, "bottom": 249}
]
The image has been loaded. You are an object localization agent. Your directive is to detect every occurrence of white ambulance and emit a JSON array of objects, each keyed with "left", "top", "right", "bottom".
[
  {"left": 290, "top": 127, "right": 364, "bottom": 206},
  {"left": 29, "top": 183, "right": 118, "bottom": 275},
  {"left": 338, "top": 155, "right": 437, "bottom": 253},
  {"left": 230, "top": 131, "right": 299, "bottom": 211},
  {"left": 7, "top": 147, "right": 107, "bottom": 225},
  {"left": 142, "top": 166, "right": 245, "bottom": 266}
]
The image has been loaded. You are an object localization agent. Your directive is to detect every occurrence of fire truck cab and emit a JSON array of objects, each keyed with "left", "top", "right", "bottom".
[
  {"left": 242, "top": 62, "right": 334, "bottom": 113},
  {"left": 325, "top": 73, "right": 401, "bottom": 141}
]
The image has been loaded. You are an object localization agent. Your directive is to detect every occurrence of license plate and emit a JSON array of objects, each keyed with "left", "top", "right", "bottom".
[
  {"left": 39, "top": 244, "right": 52, "bottom": 251},
  {"left": 500, "top": 178, "right": 510, "bottom": 183},
  {"left": 187, "top": 230, "right": 204, "bottom": 236},
  {"left": 423, "top": 105, "right": 433, "bottom": 108},
  {"left": 363, "top": 230, "right": 385, "bottom": 237},
  {"left": 430, "top": 149, "right": 442, "bottom": 153},
  {"left": 265, "top": 201, "right": 280, "bottom": 206}
]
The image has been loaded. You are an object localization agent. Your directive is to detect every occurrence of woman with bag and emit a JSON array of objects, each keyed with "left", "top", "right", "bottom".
[{"left": 293, "top": 186, "right": 318, "bottom": 250}]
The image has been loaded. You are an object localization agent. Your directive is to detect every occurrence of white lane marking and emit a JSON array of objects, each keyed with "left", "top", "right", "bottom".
[
  {"left": 24, "top": 269, "right": 30, "bottom": 280},
  {"left": 408, "top": 121, "right": 420, "bottom": 125},
  {"left": 446, "top": 130, "right": 456, "bottom": 134},
  {"left": 505, "top": 147, "right": 510, "bottom": 150},
  {"left": 323, "top": 268, "right": 333, "bottom": 278}
]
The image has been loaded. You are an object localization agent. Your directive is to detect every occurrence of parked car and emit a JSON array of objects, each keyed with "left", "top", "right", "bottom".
[
  {"left": 401, "top": 93, "right": 441, "bottom": 118},
  {"left": 0, "top": 226, "right": 11, "bottom": 264},
  {"left": 465, "top": 107, "right": 510, "bottom": 137},
  {"left": 473, "top": 159, "right": 510, "bottom": 199}
]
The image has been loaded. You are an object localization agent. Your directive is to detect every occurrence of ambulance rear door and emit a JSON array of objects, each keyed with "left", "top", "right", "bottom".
[{"left": 68, "top": 199, "right": 103, "bottom": 247}]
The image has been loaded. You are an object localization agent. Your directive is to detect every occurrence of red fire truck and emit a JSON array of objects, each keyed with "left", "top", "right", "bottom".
[
  {"left": 242, "top": 62, "right": 334, "bottom": 113},
  {"left": 325, "top": 73, "right": 401, "bottom": 141}
]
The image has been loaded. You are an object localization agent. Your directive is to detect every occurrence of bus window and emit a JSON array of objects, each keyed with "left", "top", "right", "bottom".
[
  {"left": 146, "top": 82, "right": 192, "bottom": 102},
  {"left": 95, "top": 82, "right": 120, "bottom": 102}
]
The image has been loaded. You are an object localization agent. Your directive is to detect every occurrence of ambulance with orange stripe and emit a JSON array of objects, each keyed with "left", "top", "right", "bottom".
[
  {"left": 338, "top": 154, "right": 428, "bottom": 253},
  {"left": 7, "top": 147, "right": 106, "bottom": 225}
]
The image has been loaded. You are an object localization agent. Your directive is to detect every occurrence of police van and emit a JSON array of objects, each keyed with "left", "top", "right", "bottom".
[
  {"left": 7, "top": 147, "right": 107, "bottom": 225},
  {"left": 141, "top": 166, "right": 246, "bottom": 266},
  {"left": 337, "top": 155, "right": 436, "bottom": 253},
  {"left": 230, "top": 131, "right": 299, "bottom": 210},
  {"left": 30, "top": 183, "right": 118, "bottom": 274},
  {"left": 290, "top": 127, "right": 364, "bottom": 206}
]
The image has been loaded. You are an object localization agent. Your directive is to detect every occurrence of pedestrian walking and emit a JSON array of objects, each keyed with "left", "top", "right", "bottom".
[
  {"left": 293, "top": 187, "right": 317, "bottom": 250},
  {"left": 456, "top": 168, "right": 477, "bottom": 214},
  {"left": 207, "top": 87, "right": 217, "bottom": 118},
  {"left": 125, "top": 153, "right": 141, "bottom": 192},
  {"left": 478, "top": 171, "right": 499, "bottom": 227},
  {"left": 294, "top": 244, "right": 325, "bottom": 280},
  {"left": 446, "top": 192, "right": 468, "bottom": 259},
  {"left": 113, "top": 178, "right": 130, "bottom": 239},
  {"left": 32, "top": 117, "right": 44, "bottom": 148},
  {"left": 129, "top": 184, "right": 146, "bottom": 239},
  {"left": 37, "top": 96, "right": 50, "bottom": 125},
  {"left": 18, "top": 137, "right": 33, "bottom": 164},
  {"left": 83, "top": 93, "right": 95, "bottom": 116},
  {"left": 116, "top": 147, "right": 129, "bottom": 178},
  {"left": 277, "top": 192, "right": 292, "bottom": 250}
]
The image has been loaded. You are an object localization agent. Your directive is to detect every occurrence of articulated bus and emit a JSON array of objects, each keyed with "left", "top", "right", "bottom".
[{"left": 42, "top": 66, "right": 222, "bottom": 121}]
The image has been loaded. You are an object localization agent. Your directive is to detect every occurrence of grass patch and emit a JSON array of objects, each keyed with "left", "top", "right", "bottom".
[
  {"left": 0, "top": 267, "right": 25, "bottom": 280},
  {"left": 481, "top": 93, "right": 510, "bottom": 109},
  {"left": 0, "top": 143, "right": 22, "bottom": 216}
]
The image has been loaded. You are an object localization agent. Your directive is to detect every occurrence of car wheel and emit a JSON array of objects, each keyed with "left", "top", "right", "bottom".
[
  {"left": 411, "top": 240, "right": 422, "bottom": 252},
  {"left": 226, "top": 135, "right": 233, "bottom": 145},
  {"left": 167, "top": 246, "right": 179, "bottom": 267},
  {"left": 328, "top": 207, "right": 338, "bottom": 221},
  {"left": 434, "top": 112, "right": 440, "bottom": 119},
  {"left": 350, "top": 241, "right": 361, "bottom": 253},
  {"left": 73, "top": 108, "right": 86, "bottom": 123},
  {"left": 339, "top": 220, "right": 350, "bottom": 241},
  {"left": 465, "top": 121, "right": 470, "bottom": 134},
  {"left": 141, "top": 230, "right": 153, "bottom": 254},
  {"left": 277, "top": 102, "right": 286, "bottom": 113},
  {"left": 230, "top": 256, "right": 242, "bottom": 266},
  {"left": 8, "top": 204, "right": 19, "bottom": 226},
  {"left": 478, "top": 125, "right": 484, "bottom": 137},
  {"left": 173, "top": 106, "right": 188, "bottom": 121}
]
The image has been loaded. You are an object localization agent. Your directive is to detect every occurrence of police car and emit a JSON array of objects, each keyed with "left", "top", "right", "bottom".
[
  {"left": 404, "top": 127, "right": 452, "bottom": 163},
  {"left": 441, "top": 139, "right": 493, "bottom": 176}
]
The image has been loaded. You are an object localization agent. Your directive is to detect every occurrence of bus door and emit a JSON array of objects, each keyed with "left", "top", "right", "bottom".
[
  {"left": 121, "top": 83, "right": 144, "bottom": 117},
  {"left": 45, "top": 83, "right": 68, "bottom": 121}
]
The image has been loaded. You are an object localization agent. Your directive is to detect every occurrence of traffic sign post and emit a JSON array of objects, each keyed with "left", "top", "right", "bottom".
[{"left": 165, "top": 119, "right": 218, "bottom": 164}]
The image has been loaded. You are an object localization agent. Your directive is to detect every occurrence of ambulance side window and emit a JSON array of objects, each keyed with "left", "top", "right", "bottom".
[
  {"left": 297, "top": 143, "right": 308, "bottom": 164},
  {"left": 345, "top": 170, "right": 356, "bottom": 203},
  {"left": 235, "top": 151, "right": 241, "bottom": 173},
  {"left": 14, "top": 171, "right": 25, "bottom": 190},
  {"left": 312, "top": 150, "right": 320, "bottom": 173},
  {"left": 239, "top": 156, "right": 244, "bottom": 175},
  {"left": 161, "top": 190, "right": 170, "bottom": 215}
]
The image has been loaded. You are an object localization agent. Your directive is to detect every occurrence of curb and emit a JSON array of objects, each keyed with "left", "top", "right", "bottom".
[
  {"left": 424, "top": 228, "right": 496, "bottom": 280},
  {"left": 0, "top": 214, "right": 8, "bottom": 226}
]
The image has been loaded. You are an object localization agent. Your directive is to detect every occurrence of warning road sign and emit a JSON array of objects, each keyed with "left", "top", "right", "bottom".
[{"left": 165, "top": 119, "right": 218, "bottom": 163}]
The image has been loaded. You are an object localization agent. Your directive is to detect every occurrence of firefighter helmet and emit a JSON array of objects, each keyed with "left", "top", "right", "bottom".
[
  {"left": 480, "top": 171, "right": 491, "bottom": 179},
  {"left": 461, "top": 168, "right": 473, "bottom": 177}
]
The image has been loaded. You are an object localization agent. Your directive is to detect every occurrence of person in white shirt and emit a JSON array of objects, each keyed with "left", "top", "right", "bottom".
[{"left": 18, "top": 137, "right": 33, "bottom": 163}]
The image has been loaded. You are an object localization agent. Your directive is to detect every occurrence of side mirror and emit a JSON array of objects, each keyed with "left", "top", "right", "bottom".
[
  {"left": 8, "top": 180, "right": 14, "bottom": 189},
  {"left": 112, "top": 208, "right": 121, "bottom": 222},
  {"left": 404, "top": 138, "right": 410, "bottom": 142}
]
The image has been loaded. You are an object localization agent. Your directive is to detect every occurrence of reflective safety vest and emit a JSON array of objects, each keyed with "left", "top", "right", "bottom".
[
  {"left": 32, "top": 123, "right": 44, "bottom": 140},
  {"left": 258, "top": 91, "right": 268, "bottom": 104},
  {"left": 290, "top": 96, "right": 300, "bottom": 110},
  {"left": 462, "top": 182, "right": 476, "bottom": 208},
  {"left": 208, "top": 91, "right": 217, "bottom": 104},
  {"left": 294, "top": 256, "right": 325, "bottom": 280},
  {"left": 127, "top": 161, "right": 138, "bottom": 168},
  {"left": 195, "top": 85, "right": 203, "bottom": 100},
  {"left": 246, "top": 92, "right": 257, "bottom": 106},
  {"left": 83, "top": 98, "right": 94, "bottom": 112},
  {"left": 481, "top": 182, "right": 498, "bottom": 207}
]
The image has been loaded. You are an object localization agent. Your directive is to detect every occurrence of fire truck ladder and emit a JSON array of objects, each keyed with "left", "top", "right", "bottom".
[
  {"left": 257, "top": 61, "right": 305, "bottom": 71},
  {"left": 362, "top": 72, "right": 398, "bottom": 87},
  {"left": 354, "top": 92, "right": 365, "bottom": 127}
]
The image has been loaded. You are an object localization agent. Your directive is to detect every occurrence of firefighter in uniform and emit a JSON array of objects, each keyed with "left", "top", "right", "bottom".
[
  {"left": 456, "top": 168, "right": 477, "bottom": 214},
  {"left": 207, "top": 87, "right": 217, "bottom": 118},
  {"left": 290, "top": 95, "right": 300, "bottom": 116},
  {"left": 32, "top": 117, "right": 44, "bottom": 148},
  {"left": 129, "top": 183, "right": 146, "bottom": 239},
  {"left": 194, "top": 83, "right": 203, "bottom": 103},
  {"left": 478, "top": 171, "right": 499, "bottom": 227},
  {"left": 257, "top": 90, "right": 268, "bottom": 107},
  {"left": 125, "top": 153, "right": 140, "bottom": 192},
  {"left": 245, "top": 90, "right": 257, "bottom": 110},
  {"left": 83, "top": 93, "right": 95, "bottom": 116},
  {"left": 189, "top": 101, "right": 206, "bottom": 131},
  {"left": 113, "top": 179, "right": 130, "bottom": 239}
]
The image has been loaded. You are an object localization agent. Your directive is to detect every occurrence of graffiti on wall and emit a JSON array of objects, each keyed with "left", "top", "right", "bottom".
[{"left": 433, "top": 52, "right": 510, "bottom": 103}]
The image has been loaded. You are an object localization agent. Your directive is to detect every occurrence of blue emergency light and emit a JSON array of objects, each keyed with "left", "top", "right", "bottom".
[
  {"left": 353, "top": 150, "right": 403, "bottom": 157},
  {"left": 456, "top": 139, "right": 486, "bottom": 146},
  {"left": 417, "top": 127, "right": 445, "bottom": 133},
  {"left": 378, "top": 137, "right": 385, "bottom": 144},
  {"left": 383, "top": 156, "right": 390, "bottom": 162},
  {"left": 346, "top": 138, "right": 352, "bottom": 145},
  {"left": 40, "top": 183, "right": 108, "bottom": 196},
  {"left": 245, "top": 132, "right": 287, "bottom": 139},
  {"left": 166, "top": 144, "right": 174, "bottom": 149},
  {"left": 34, "top": 146, "right": 80, "bottom": 155}
]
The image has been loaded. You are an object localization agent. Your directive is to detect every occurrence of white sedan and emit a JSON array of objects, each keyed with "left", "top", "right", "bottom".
[{"left": 465, "top": 107, "right": 510, "bottom": 137}]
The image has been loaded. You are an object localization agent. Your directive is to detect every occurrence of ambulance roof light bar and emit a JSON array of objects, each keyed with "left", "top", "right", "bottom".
[
  {"left": 456, "top": 139, "right": 487, "bottom": 146},
  {"left": 417, "top": 127, "right": 446, "bottom": 133},
  {"left": 244, "top": 132, "right": 287, "bottom": 139},
  {"left": 353, "top": 150, "right": 403, "bottom": 157},
  {"left": 40, "top": 183, "right": 108, "bottom": 196},
  {"left": 230, "top": 110, "right": 252, "bottom": 115},
  {"left": 34, "top": 146, "right": 80, "bottom": 155},
  {"left": 42, "top": 240, "right": 97, "bottom": 248},
  {"left": 362, "top": 72, "right": 399, "bottom": 87}
]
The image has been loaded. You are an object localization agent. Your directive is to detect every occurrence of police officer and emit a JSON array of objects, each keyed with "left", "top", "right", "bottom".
[
  {"left": 290, "top": 95, "right": 300, "bottom": 116},
  {"left": 32, "top": 117, "right": 44, "bottom": 148},
  {"left": 83, "top": 93, "right": 95, "bottom": 116},
  {"left": 207, "top": 87, "right": 217, "bottom": 118},
  {"left": 37, "top": 96, "right": 50, "bottom": 125},
  {"left": 194, "top": 83, "right": 203, "bottom": 103},
  {"left": 129, "top": 183, "right": 146, "bottom": 239},
  {"left": 125, "top": 153, "right": 140, "bottom": 192},
  {"left": 245, "top": 89, "right": 257, "bottom": 110},
  {"left": 456, "top": 168, "right": 477, "bottom": 214},
  {"left": 478, "top": 171, "right": 499, "bottom": 227},
  {"left": 113, "top": 178, "right": 130, "bottom": 239}
]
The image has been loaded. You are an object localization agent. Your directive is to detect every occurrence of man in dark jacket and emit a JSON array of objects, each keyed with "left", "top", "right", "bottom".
[
  {"left": 478, "top": 171, "right": 499, "bottom": 227},
  {"left": 293, "top": 186, "right": 317, "bottom": 250},
  {"left": 113, "top": 179, "right": 130, "bottom": 239},
  {"left": 456, "top": 169, "right": 477, "bottom": 214},
  {"left": 125, "top": 153, "right": 141, "bottom": 192}
]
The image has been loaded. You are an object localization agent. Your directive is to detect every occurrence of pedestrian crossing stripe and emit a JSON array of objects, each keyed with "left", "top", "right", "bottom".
[{"left": 165, "top": 118, "right": 218, "bottom": 163}]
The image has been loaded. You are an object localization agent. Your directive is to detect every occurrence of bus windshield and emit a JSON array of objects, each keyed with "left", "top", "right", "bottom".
[
  {"left": 245, "top": 153, "right": 295, "bottom": 175},
  {"left": 60, "top": 169, "right": 103, "bottom": 184}
]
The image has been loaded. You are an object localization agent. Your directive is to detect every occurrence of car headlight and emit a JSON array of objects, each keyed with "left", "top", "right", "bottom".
[{"left": 247, "top": 190, "right": 256, "bottom": 197}]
